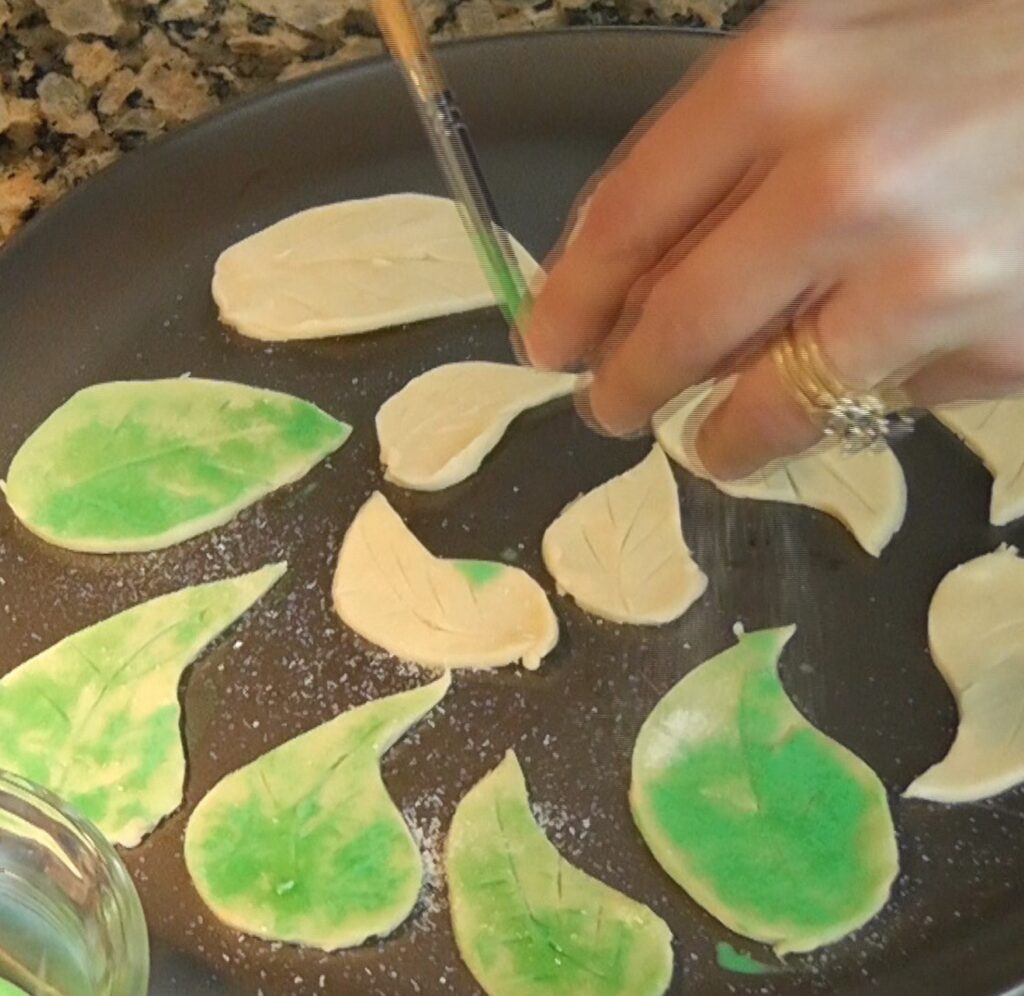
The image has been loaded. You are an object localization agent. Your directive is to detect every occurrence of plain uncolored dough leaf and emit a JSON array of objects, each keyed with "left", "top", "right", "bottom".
[
  {"left": 933, "top": 398, "right": 1024, "bottom": 526},
  {"left": 542, "top": 446, "right": 707, "bottom": 625},
  {"left": 906, "top": 545, "right": 1024, "bottom": 802},
  {"left": 654, "top": 382, "right": 906, "bottom": 557},
  {"left": 377, "top": 361, "right": 579, "bottom": 491},
  {"left": 2, "top": 379, "right": 350, "bottom": 553},
  {"left": 333, "top": 492, "right": 558, "bottom": 670},
  {"left": 212, "top": 193, "right": 542, "bottom": 341},
  {"left": 630, "top": 627, "right": 898, "bottom": 954},
  {"left": 447, "top": 750, "right": 674, "bottom": 996},
  {"left": 184, "top": 674, "right": 449, "bottom": 950},
  {"left": 0, "top": 563, "right": 286, "bottom": 847}
]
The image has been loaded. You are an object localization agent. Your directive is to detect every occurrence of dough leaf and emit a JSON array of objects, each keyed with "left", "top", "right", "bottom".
[
  {"left": 3, "top": 379, "right": 350, "bottom": 552},
  {"left": 377, "top": 361, "right": 578, "bottom": 491},
  {"left": 542, "top": 445, "right": 707, "bottom": 625},
  {"left": 934, "top": 398, "right": 1024, "bottom": 526},
  {"left": 184, "top": 673, "right": 450, "bottom": 949},
  {"left": 630, "top": 627, "right": 898, "bottom": 954},
  {"left": 654, "top": 382, "right": 906, "bottom": 556},
  {"left": 213, "top": 193, "right": 542, "bottom": 341},
  {"left": 447, "top": 750, "right": 674, "bottom": 996},
  {"left": 0, "top": 563, "right": 286, "bottom": 847},
  {"left": 906, "top": 545, "right": 1024, "bottom": 802},
  {"left": 333, "top": 492, "right": 558, "bottom": 670}
]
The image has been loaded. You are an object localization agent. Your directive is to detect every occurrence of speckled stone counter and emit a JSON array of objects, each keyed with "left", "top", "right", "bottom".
[{"left": 0, "top": 0, "right": 757, "bottom": 242}]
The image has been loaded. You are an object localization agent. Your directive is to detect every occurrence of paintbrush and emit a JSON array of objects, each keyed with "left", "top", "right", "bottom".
[{"left": 372, "top": 0, "right": 533, "bottom": 334}]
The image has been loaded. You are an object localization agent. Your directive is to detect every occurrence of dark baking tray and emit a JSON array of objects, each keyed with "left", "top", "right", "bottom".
[{"left": 1, "top": 27, "right": 1023, "bottom": 996}]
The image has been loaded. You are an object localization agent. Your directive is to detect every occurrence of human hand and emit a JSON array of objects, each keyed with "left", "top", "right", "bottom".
[{"left": 521, "top": 0, "right": 1024, "bottom": 477}]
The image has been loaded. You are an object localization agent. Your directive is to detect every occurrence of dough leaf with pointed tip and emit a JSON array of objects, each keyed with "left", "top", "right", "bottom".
[
  {"left": 654, "top": 382, "right": 905, "bottom": 557},
  {"left": 543, "top": 445, "right": 707, "bottom": 625},
  {"left": 447, "top": 750, "right": 674, "bottom": 996},
  {"left": 213, "top": 194, "right": 542, "bottom": 341},
  {"left": 333, "top": 492, "right": 558, "bottom": 670},
  {"left": 378, "top": 361, "right": 578, "bottom": 491},
  {"left": 3, "top": 379, "right": 350, "bottom": 552},
  {"left": 631, "top": 627, "right": 898, "bottom": 954},
  {"left": 184, "top": 674, "right": 450, "bottom": 949},
  {"left": 0, "top": 563, "right": 286, "bottom": 846},
  {"left": 906, "top": 545, "right": 1024, "bottom": 802}
]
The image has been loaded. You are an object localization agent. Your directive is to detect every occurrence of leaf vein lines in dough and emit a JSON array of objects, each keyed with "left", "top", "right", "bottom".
[
  {"left": 447, "top": 751, "right": 674, "bottom": 996},
  {"left": 630, "top": 627, "right": 899, "bottom": 955},
  {"left": 0, "top": 563, "right": 286, "bottom": 846},
  {"left": 334, "top": 492, "right": 557, "bottom": 670},
  {"left": 184, "top": 675, "right": 450, "bottom": 950},
  {"left": 654, "top": 381, "right": 905, "bottom": 556},
  {"left": 542, "top": 445, "right": 707, "bottom": 626},
  {"left": 213, "top": 193, "right": 542, "bottom": 341}
]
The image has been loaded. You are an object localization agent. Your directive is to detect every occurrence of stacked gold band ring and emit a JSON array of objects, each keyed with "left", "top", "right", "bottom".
[{"left": 771, "top": 320, "right": 915, "bottom": 452}]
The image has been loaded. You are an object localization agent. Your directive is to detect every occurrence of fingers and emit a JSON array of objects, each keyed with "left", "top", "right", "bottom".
[
  {"left": 521, "top": 46, "right": 760, "bottom": 372},
  {"left": 582, "top": 146, "right": 849, "bottom": 436},
  {"left": 903, "top": 333, "right": 1024, "bottom": 405},
  {"left": 696, "top": 239, "right": 1024, "bottom": 479}
]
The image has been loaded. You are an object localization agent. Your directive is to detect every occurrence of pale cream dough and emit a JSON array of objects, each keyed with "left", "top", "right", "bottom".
[
  {"left": 654, "top": 381, "right": 906, "bottom": 557},
  {"left": 212, "top": 193, "right": 541, "bottom": 341},
  {"left": 906, "top": 545, "right": 1024, "bottom": 803},
  {"left": 377, "top": 361, "right": 579, "bottom": 491},
  {"left": 332, "top": 492, "right": 558, "bottom": 670},
  {"left": 542, "top": 445, "right": 707, "bottom": 625},
  {"left": 934, "top": 397, "right": 1024, "bottom": 526}
]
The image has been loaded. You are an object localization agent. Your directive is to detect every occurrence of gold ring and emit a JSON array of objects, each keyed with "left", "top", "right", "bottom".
[{"left": 771, "top": 317, "right": 914, "bottom": 451}]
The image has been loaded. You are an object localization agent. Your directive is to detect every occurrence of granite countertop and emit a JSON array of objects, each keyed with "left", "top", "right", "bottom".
[{"left": 0, "top": 0, "right": 757, "bottom": 242}]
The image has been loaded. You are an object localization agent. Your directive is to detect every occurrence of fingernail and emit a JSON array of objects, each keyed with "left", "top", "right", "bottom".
[
  {"left": 579, "top": 381, "right": 647, "bottom": 439},
  {"left": 696, "top": 408, "right": 759, "bottom": 480}
]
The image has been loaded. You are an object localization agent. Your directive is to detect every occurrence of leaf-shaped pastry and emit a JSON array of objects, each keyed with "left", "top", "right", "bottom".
[
  {"left": 630, "top": 627, "right": 898, "bottom": 954},
  {"left": 447, "top": 750, "right": 674, "bottom": 996},
  {"left": 184, "top": 674, "right": 450, "bottom": 949},
  {"left": 212, "top": 193, "right": 542, "bottom": 341},
  {"left": 0, "top": 563, "right": 286, "bottom": 847},
  {"left": 2, "top": 379, "right": 350, "bottom": 553},
  {"left": 906, "top": 545, "right": 1024, "bottom": 802},
  {"left": 934, "top": 398, "right": 1024, "bottom": 526},
  {"left": 333, "top": 492, "right": 558, "bottom": 670},
  {"left": 542, "top": 446, "right": 707, "bottom": 625},
  {"left": 377, "top": 362, "right": 578, "bottom": 491},
  {"left": 654, "top": 382, "right": 906, "bottom": 556}
]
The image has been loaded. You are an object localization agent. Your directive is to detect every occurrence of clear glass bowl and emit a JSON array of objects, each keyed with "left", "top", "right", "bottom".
[{"left": 0, "top": 771, "right": 149, "bottom": 996}]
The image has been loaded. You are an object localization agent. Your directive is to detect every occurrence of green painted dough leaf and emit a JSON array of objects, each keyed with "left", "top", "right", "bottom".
[
  {"left": 0, "top": 563, "right": 286, "bottom": 847},
  {"left": 184, "top": 673, "right": 450, "bottom": 950},
  {"left": 2, "top": 378, "right": 351, "bottom": 552},
  {"left": 630, "top": 627, "right": 898, "bottom": 954},
  {"left": 447, "top": 750, "right": 674, "bottom": 996},
  {"left": 0, "top": 980, "right": 29, "bottom": 996}
]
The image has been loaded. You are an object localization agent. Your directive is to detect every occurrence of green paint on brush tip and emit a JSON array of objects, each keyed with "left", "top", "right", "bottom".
[
  {"left": 716, "top": 942, "right": 782, "bottom": 975},
  {"left": 453, "top": 559, "right": 505, "bottom": 587}
]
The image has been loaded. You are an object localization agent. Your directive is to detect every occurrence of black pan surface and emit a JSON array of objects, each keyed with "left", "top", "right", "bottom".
[{"left": 0, "top": 27, "right": 1022, "bottom": 996}]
